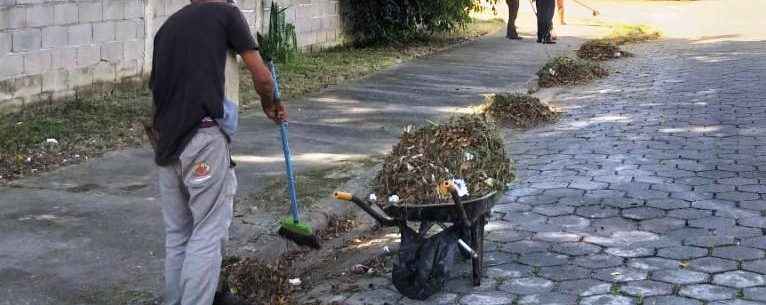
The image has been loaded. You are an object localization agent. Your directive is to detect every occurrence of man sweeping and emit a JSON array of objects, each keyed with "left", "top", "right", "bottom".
[{"left": 149, "top": 1, "right": 284, "bottom": 305}]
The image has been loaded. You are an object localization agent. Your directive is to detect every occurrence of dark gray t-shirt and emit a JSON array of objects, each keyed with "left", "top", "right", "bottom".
[{"left": 150, "top": 2, "right": 257, "bottom": 166}]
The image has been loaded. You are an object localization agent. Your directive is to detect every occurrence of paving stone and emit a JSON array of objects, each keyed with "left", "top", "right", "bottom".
[
  {"left": 627, "top": 189, "right": 670, "bottom": 200},
  {"left": 687, "top": 257, "right": 738, "bottom": 273},
  {"left": 694, "top": 184, "right": 736, "bottom": 193},
  {"left": 743, "top": 287, "right": 766, "bottom": 302},
  {"left": 640, "top": 217, "right": 688, "bottom": 234},
  {"left": 586, "top": 189, "right": 628, "bottom": 199},
  {"left": 445, "top": 277, "right": 498, "bottom": 294},
  {"left": 593, "top": 267, "right": 648, "bottom": 282},
  {"left": 591, "top": 217, "right": 639, "bottom": 234},
  {"left": 717, "top": 191, "right": 760, "bottom": 202},
  {"left": 459, "top": 292, "right": 515, "bottom": 305},
  {"left": 503, "top": 212, "right": 548, "bottom": 225},
  {"left": 713, "top": 226, "right": 763, "bottom": 239},
  {"left": 498, "top": 277, "right": 554, "bottom": 295},
  {"left": 532, "top": 205, "right": 575, "bottom": 217},
  {"left": 501, "top": 241, "right": 550, "bottom": 254},
  {"left": 486, "top": 230, "right": 532, "bottom": 243},
  {"left": 345, "top": 289, "right": 401, "bottom": 305},
  {"left": 628, "top": 257, "right": 682, "bottom": 271},
  {"left": 631, "top": 237, "right": 682, "bottom": 249},
  {"left": 623, "top": 207, "right": 666, "bottom": 220},
  {"left": 709, "top": 300, "right": 766, "bottom": 305},
  {"left": 605, "top": 247, "right": 654, "bottom": 258},
  {"left": 576, "top": 206, "right": 620, "bottom": 218},
  {"left": 549, "top": 215, "right": 591, "bottom": 230},
  {"left": 484, "top": 251, "right": 518, "bottom": 267},
  {"left": 580, "top": 294, "right": 636, "bottom": 305},
  {"left": 739, "top": 216, "right": 766, "bottom": 228},
  {"left": 689, "top": 216, "right": 737, "bottom": 229},
  {"left": 692, "top": 199, "right": 737, "bottom": 211},
  {"left": 738, "top": 184, "right": 766, "bottom": 193},
  {"left": 666, "top": 228, "right": 711, "bottom": 241},
  {"left": 657, "top": 246, "right": 708, "bottom": 260},
  {"left": 677, "top": 177, "right": 716, "bottom": 186},
  {"left": 551, "top": 242, "right": 602, "bottom": 256},
  {"left": 741, "top": 236, "right": 766, "bottom": 250},
  {"left": 684, "top": 236, "right": 736, "bottom": 248},
  {"left": 574, "top": 254, "right": 625, "bottom": 269},
  {"left": 534, "top": 232, "right": 581, "bottom": 243},
  {"left": 494, "top": 203, "right": 534, "bottom": 214},
  {"left": 555, "top": 279, "right": 611, "bottom": 296},
  {"left": 486, "top": 263, "right": 534, "bottom": 279},
  {"left": 642, "top": 296, "right": 702, "bottom": 305},
  {"left": 712, "top": 246, "right": 765, "bottom": 261},
  {"left": 603, "top": 198, "right": 645, "bottom": 209},
  {"left": 739, "top": 200, "right": 766, "bottom": 212},
  {"left": 519, "top": 195, "right": 561, "bottom": 206},
  {"left": 667, "top": 208, "right": 713, "bottom": 220},
  {"left": 716, "top": 208, "right": 760, "bottom": 219},
  {"left": 712, "top": 271, "right": 766, "bottom": 288},
  {"left": 570, "top": 180, "right": 609, "bottom": 191},
  {"left": 620, "top": 280, "right": 673, "bottom": 297},
  {"left": 651, "top": 269, "right": 710, "bottom": 285},
  {"left": 517, "top": 293, "right": 577, "bottom": 305},
  {"left": 559, "top": 196, "right": 605, "bottom": 207},
  {"left": 679, "top": 284, "right": 737, "bottom": 301},
  {"left": 399, "top": 293, "right": 458, "bottom": 305},
  {"left": 742, "top": 260, "right": 766, "bottom": 274},
  {"left": 544, "top": 188, "right": 586, "bottom": 198},
  {"left": 539, "top": 265, "right": 591, "bottom": 281},
  {"left": 517, "top": 252, "right": 569, "bottom": 267},
  {"left": 670, "top": 191, "right": 714, "bottom": 202}
]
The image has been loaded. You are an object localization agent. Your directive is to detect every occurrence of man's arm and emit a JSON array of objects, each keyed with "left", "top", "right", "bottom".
[{"left": 240, "top": 50, "right": 286, "bottom": 123}]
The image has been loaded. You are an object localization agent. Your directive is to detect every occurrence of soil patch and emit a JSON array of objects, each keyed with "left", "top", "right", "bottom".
[
  {"left": 484, "top": 93, "right": 561, "bottom": 128},
  {"left": 537, "top": 56, "right": 609, "bottom": 88},
  {"left": 373, "top": 114, "right": 514, "bottom": 206}
]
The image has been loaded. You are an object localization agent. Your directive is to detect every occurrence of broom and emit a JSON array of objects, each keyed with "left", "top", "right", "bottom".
[{"left": 269, "top": 61, "right": 321, "bottom": 249}]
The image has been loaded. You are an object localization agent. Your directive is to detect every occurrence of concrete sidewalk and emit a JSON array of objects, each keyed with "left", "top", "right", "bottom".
[{"left": 0, "top": 10, "right": 608, "bottom": 305}]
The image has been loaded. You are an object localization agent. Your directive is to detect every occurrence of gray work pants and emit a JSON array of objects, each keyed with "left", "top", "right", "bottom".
[{"left": 158, "top": 127, "right": 237, "bottom": 305}]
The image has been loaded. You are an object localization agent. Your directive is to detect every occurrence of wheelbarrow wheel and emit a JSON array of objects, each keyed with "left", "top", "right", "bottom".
[{"left": 471, "top": 214, "right": 486, "bottom": 286}]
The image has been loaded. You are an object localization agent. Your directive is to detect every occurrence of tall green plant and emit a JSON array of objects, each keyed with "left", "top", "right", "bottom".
[{"left": 257, "top": 2, "right": 299, "bottom": 63}]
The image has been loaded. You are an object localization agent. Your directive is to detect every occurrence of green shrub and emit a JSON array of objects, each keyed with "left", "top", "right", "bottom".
[{"left": 342, "top": 0, "right": 497, "bottom": 46}]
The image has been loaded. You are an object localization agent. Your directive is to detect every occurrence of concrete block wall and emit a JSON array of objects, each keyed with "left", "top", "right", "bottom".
[
  {"left": 265, "top": 0, "right": 342, "bottom": 50},
  {"left": 0, "top": 0, "right": 343, "bottom": 112}
]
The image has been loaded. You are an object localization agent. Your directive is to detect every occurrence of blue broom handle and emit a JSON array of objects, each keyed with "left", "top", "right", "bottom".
[
  {"left": 269, "top": 60, "right": 299, "bottom": 223},
  {"left": 280, "top": 122, "right": 300, "bottom": 223}
]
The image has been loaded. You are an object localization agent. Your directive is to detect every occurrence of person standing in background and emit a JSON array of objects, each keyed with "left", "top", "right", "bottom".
[
  {"left": 506, "top": 0, "right": 522, "bottom": 39},
  {"left": 556, "top": 0, "right": 566, "bottom": 25},
  {"left": 536, "top": 0, "right": 556, "bottom": 43}
]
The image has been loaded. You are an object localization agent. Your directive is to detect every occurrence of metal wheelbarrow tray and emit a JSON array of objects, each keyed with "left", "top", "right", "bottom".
[{"left": 334, "top": 186, "right": 500, "bottom": 288}]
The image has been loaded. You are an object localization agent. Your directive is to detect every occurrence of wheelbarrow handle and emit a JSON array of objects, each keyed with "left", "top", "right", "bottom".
[
  {"left": 442, "top": 181, "right": 472, "bottom": 227},
  {"left": 334, "top": 192, "right": 399, "bottom": 227}
]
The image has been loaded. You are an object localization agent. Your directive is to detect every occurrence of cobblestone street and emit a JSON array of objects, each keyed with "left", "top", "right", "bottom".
[{"left": 300, "top": 15, "right": 766, "bottom": 305}]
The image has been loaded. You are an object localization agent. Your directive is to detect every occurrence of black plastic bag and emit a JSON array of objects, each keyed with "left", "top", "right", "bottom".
[{"left": 392, "top": 225, "right": 460, "bottom": 300}]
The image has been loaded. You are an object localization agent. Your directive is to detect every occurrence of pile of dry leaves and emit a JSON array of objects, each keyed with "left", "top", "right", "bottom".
[
  {"left": 222, "top": 257, "right": 293, "bottom": 305},
  {"left": 484, "top": 93, "right": 561, "bottom": 128},
  {"left": 537, "top": 56, "right": 609, "bottom": 88},
  {"left": 577, "top": 39, "right": 632, "bottom": 61},
  {"left": 373, "top": 115, "right": 514, "bottom": 206}
]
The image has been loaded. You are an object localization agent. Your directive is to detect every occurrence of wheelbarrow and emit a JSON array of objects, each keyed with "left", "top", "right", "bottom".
[{"left": 334, "top": 181, "right": 499, "bottom": 298}]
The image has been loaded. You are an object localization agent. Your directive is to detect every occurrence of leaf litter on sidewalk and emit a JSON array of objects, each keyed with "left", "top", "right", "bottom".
[
  {"left": 483, "top": 93, "right": 562, "bottom": 128},
  {"left": 537, "top": 56, "right": 609, "bottom": 88}
]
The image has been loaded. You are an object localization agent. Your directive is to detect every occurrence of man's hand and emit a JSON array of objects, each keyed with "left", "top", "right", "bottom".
[{"left": 262, "top": 100, "right": 287, "bottom": 124}]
